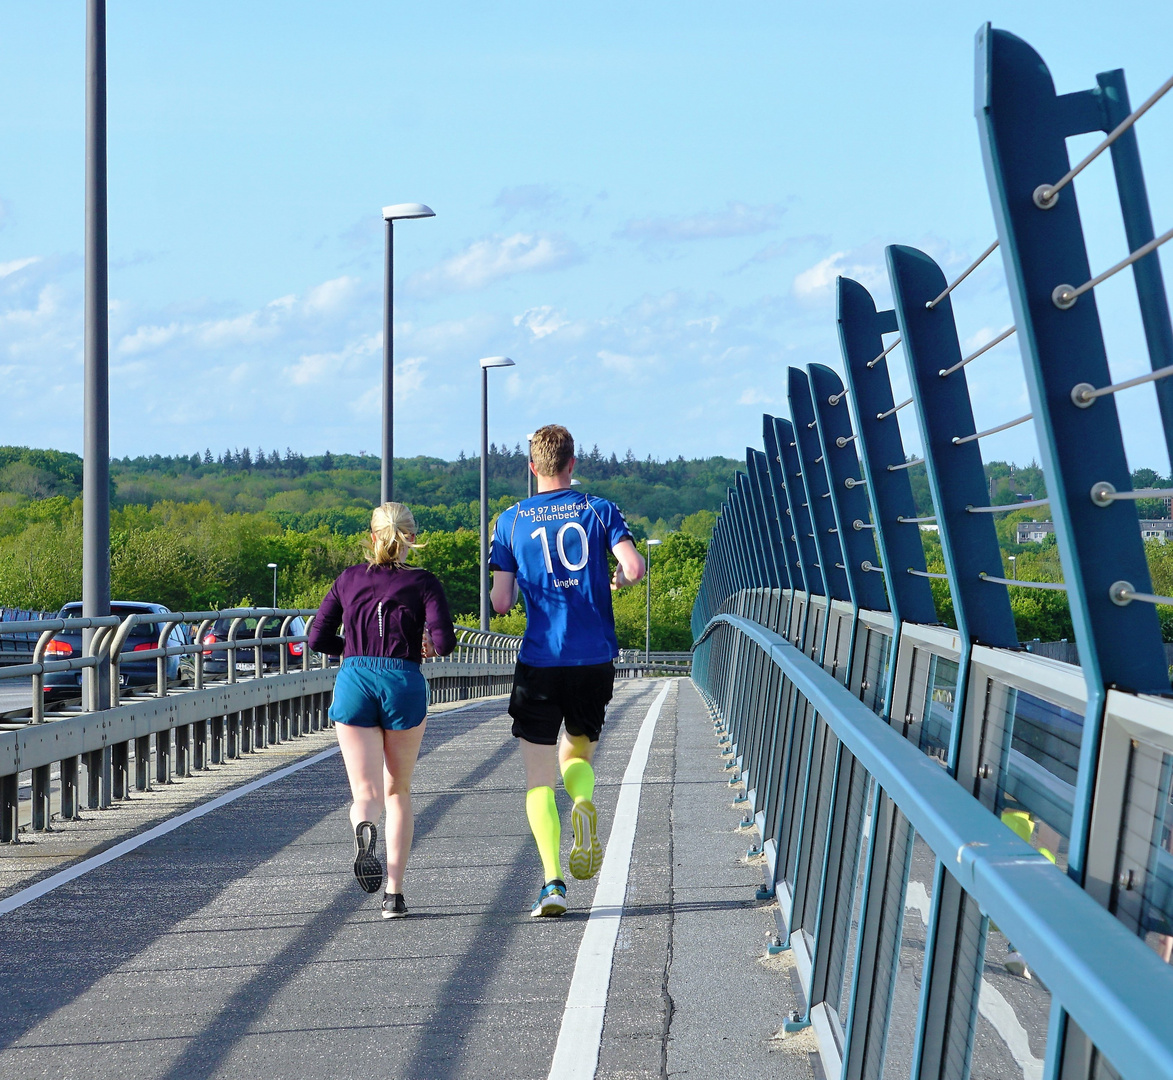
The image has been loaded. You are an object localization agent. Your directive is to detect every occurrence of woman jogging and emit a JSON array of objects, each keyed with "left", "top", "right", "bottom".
[{"left": 309, "top": 502, "right": 456, "bottom": 918}]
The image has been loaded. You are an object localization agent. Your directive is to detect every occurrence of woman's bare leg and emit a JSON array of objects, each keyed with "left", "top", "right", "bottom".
[
  {"left": 335, "top": 723, "right": 386, "bottom": 828},
  {"left": 383, "top": 721, "right": 427, "bottom": 894}
]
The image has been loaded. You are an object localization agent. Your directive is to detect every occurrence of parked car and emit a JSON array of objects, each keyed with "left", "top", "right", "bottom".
[
  {"left": 43, "top": 601, "right": 191, "bottom": 700},
  {"left": 199, "top": 615, "right": 307, "bottom": 676}
]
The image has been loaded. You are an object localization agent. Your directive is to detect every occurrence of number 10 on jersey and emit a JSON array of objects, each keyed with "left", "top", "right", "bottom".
[{"left": 531, "top": 523, "right": 589, "bottom": 573}]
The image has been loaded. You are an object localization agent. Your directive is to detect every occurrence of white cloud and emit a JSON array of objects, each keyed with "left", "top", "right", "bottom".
[
  {"left": 291, "top": 333, "right": 381, "bottom": 386},
  {"left": 118, "top": 323, "right": 182, "bottom": 355},
  {"left": 303, "top": 276, "right": 359, "bottom": 315},
  {"left": 0, "top": 256, "right": 40, "bottom": 279},
  {"left": 113, "top": 274, "right": 368, "bottom": 357},
  {"left": 738, "top": 387, "right": 773, "bottom": 405},
  {"left": 619, "top": 202, "right": 783, "bottom": 245},
  {"left": 410, "top": 233, "right": 581, "bottom": 294},
  {"left": 514, "top": 306, "right": 570, "bottom": 339},
  {"left": 792, "top": 249, "right": 887, "bottom": 304}
]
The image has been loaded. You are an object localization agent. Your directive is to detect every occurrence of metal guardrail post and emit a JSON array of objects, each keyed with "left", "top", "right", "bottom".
[
  {"left": 977, "top": 26, "right": 1167, "bottom": 699},
  {"left": 888, "top": 244, "right": 1018, "bottom": 650},
  {"left": 775, "top": 416, "right": 825, "bottom": 602},
  {"left": 809, "top": 363, "right": 888, "bottom": 616},
  {"left": 978, "top": 27, "right": 1173, "bottom": 1075},
  {"left": 749, "top": 449, "right": 792, "bottom": 632},
  {"left": 790, "top": 368, "right": 851, "bottom": 612}
]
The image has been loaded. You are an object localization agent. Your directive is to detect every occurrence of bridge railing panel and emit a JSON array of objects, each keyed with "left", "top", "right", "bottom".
[
  {"left": 694, "top": 613, "right": 1171, "bottom": 1080},
  {"left": 0, "top": 611, "right": 522, "bottom": 840},
  {"left": 689, "top": 22, "right": 1173, "bottom": 1076}
]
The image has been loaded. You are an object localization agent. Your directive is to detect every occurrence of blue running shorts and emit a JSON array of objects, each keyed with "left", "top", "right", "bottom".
[{"left": 329, "top": 657, "right": 429, "bottom": 730}]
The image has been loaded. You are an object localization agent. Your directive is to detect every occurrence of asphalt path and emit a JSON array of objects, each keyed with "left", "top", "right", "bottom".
[{"left": 0, "top": 679, "right": 812, "bottom": 1080}]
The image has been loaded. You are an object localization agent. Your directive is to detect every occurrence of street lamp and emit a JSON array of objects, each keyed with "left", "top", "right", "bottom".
[
  {"left": 645, "top": 538, "right": 662, "bottom": 666},
  {"left": 526, "top": 432, "right": 535, "bottom": 498},
  {"left": 381, "top": 202, "right": 435, "bottom": 504},
  {"left": 480, "top": 356, "right": 516, "bottom": 630},
  {"left": 1008, "top": 554, "right": 1017, "bottom": 580},
  {"left": 267, "top": 563, "right": 278, "bottom": 607}
]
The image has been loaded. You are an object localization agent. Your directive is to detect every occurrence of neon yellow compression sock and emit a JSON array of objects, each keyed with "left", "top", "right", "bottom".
[
  {"left": 561, "top": 757, "right": 595, "bottom": 804},
  {"left": 526, "top": 786, "right": 562, "bottom": 882}
]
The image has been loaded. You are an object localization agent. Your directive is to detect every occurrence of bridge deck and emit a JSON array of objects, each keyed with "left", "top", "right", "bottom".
[{"left": 0, "top": 680, "right": 811, "bottom": 1080}]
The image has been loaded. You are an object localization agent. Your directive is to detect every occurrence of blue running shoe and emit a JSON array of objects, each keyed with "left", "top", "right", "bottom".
[{"left": 531, "top": 878, "right": 567, "bottom": 917}]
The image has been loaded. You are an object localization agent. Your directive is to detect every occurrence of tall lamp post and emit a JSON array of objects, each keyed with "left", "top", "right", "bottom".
[
  {"left": 479, "top": 356, "right": 516, "bottom": 630},
  {"left": 380, "top": 202, "right": 435, "bottom": 504},
  {"left": 1009, "top": 554, "right": 1017, "bottom": 580},
  {"left": 82, "top": 0, "right": 111, "bottom": 712},
  {"left": 645, "top": 538, "right": 662, "bottom": 665},
  {"left": 267, "top": 563, "right": 278, "bottom": 607}
]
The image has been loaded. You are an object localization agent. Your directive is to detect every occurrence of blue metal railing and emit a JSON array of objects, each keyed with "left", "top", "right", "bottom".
[{"left": 692, "top": 23, "right": 1173, "bottom": 1080}]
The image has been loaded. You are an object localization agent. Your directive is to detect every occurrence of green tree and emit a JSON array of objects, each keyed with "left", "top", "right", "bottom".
[{"left": 409, "top": 529, "right": 480, "bottom": 616}]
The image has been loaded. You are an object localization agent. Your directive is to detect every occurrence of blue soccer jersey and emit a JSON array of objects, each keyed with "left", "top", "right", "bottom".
[{"left": 489, "top": 489, "right": 634, "bottom": 667}]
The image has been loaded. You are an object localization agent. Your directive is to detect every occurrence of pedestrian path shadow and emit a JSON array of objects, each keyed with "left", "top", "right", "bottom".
[{"left": 0, "top": 705, "right": 510, "bottom": 1056}]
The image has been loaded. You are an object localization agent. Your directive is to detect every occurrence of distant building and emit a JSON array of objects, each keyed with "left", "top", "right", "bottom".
[{"left": 1016, "top": 519, "right": 1173, "bottom": 544}]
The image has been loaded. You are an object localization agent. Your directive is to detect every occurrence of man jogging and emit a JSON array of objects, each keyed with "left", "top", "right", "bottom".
[{"left": 490, "top": 425, "right": 645, "bottom": 917}]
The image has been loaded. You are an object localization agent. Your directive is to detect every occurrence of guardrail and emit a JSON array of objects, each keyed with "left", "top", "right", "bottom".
[
  {"left": 0, "top": 608, "right": 55, "bottom": 665},
  {"left": 694, "top": 603, "right": 1173, "bottom": 1080},
  {"left": 616, "top": 649, "right": 693, "bottom": 678},
  {"left": 691, "top": 23, "right": 1173, "bottom": 1080},
  {"left": 0, "top": 610, "right": 520, "bottom": 840}
]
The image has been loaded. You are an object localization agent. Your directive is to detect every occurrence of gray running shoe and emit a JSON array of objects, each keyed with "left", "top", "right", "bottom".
[{"left": 353, "top": 820, "right": 383, "bottom": 894}]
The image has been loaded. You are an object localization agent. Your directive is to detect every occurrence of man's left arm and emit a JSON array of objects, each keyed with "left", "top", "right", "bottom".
[
  {"left": 491, "top": 571, "right": 520, "bottom": 614},
  {"left": 611, "top": 538, "right": 645, "bottom": 589}
]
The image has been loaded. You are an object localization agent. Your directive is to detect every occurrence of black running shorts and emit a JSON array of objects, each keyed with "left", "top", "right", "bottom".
[{"left": 508, "top": 661, "right": 615, "bottom": 745}]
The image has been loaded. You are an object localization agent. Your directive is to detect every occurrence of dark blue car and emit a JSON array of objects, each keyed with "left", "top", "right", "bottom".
[{"left": 43, "top": 601, "right": 191, "bottom": 700}]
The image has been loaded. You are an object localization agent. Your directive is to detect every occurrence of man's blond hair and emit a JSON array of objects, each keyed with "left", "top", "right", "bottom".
[{"left": 530, "top": 425, "right": 575, "bottom": 477}]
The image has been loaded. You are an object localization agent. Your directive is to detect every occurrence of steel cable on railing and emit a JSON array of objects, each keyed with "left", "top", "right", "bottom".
[
  {"left": 925, "top": 240, "right": 1001, "bottom": 309},
  {"left": 939, "top": 325, "right": 1018, "bottom": 377},
  {"left": 1071, "top": 360, "right": 1173, "bottom": 407},
  {"left": 979, "top": 572, "right": 1067, "bottom": 591},
  {"left": 1110, "top": 582, "right": 1173, "bottom": 607},
  {"left": 952, "top": 412, "right": 1033, "bottom": 445},
  {"left": 1089, "top": 482, "right": 1173, "bottom": 506},
  {"left": 1033, "top": 73, "right": 1173, "bottom": 210},
  {"left": 877, "top": 397, "right": 913, "bottom": 421},
  {"left": 1053, "top": 225, "right": 1173, "bottom": 309},
  {"left": 967, "top": 497, "right": 1051, "bottom": 513},
  {"left": 887, "top": 457, "right": 923, "bottom": 471},
  {"left": 868, "top": 337, "right": 902, "bottom": 369},
  {"left": 907, "top": 568, "right": 949, "bottom": 579},
  {"left": 897, "top": 514, "right": 937, "bottom": 524}
]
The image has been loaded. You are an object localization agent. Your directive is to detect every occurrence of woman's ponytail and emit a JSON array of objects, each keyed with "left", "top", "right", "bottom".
[{"left": 365, "top": 502, "right": 423, "bottom": 568}]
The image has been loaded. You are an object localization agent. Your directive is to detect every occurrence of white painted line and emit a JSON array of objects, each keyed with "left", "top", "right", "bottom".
[
  {"left": 905, "top": 884, "right": 1043, "bottom": 1080},
  {"left": 978, "top": 979, "right": 1044, "bottom": 1080},
  {"left": 547, "top": 680, "right": 672, "bottom": 1080},
  {"left": 0, "top": 744, "right": 341, "bottom": 917}
]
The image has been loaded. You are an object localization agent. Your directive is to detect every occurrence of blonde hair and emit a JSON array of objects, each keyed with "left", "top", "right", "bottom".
[
  {"left": 364, "top": 502, "right": 422, "bottom": 568},
  {"left": 530, "top": 424, "right": 575, "bottom": 477}
]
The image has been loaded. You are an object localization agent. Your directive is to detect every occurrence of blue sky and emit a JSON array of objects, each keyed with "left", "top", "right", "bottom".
[{"left": 2, "top": 2, "right": 1172, "bottom": 471}]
